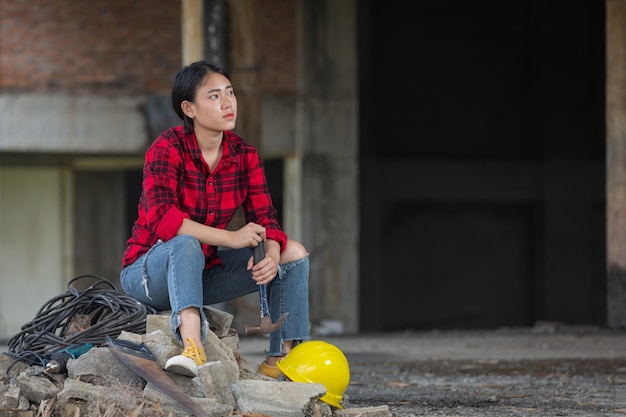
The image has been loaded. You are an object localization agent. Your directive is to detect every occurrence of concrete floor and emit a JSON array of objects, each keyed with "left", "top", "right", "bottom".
[
  {"left": 239, "top": 325, "right": 626, "bottom": 363},
  {"left": 241, "top": 325, "right": 626, "bottom": 417}
]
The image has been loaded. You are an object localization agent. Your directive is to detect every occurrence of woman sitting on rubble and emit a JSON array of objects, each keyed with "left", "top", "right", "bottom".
[{"left": 120, "top": 60, "right": 310, "bottom": 378}]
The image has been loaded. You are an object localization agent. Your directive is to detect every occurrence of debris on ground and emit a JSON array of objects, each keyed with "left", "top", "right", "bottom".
[{"left": 1, "top": 306, "right": 391, "bottom": 417}]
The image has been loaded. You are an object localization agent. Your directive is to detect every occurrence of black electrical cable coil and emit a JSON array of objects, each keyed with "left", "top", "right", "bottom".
[{"left": 3, "top": 274, "right": 156, "bottom": 368}]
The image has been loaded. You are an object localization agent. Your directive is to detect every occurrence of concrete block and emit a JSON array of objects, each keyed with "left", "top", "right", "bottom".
[
  {"left": 56, "top": 378, "right": 151, "bottom": 415},
  {"left": 0, "top": 384, "right": 21, "bottom": 409},
  {"left": 67, "top": 347, "right": 145, "bottom": 388},
  {"left": 336, "top": 405, "right": 392, "bottom": 417},
  {"left": 203, "top": 327, "right": 240, "bottom": 384},
  {"left": 232, "top": 379, "right": 326, "bottom": 417},
  {"left": 143, "top": 382, "right": 233, "bottom": 417},
  {"left": 121, "top": 329, "right": 180, "bottom": 368},
  {"left": 13, "top": 374, "right": 59, "bottom": 405},
  {"left": 204, "top": 306, "right": 235, "bottom": 337},
  {"left": 197, "top": 360, "right": 237, "bottom": 409},
  {"left": 0, "top": 355, "right": 27, "bottom": 380}
]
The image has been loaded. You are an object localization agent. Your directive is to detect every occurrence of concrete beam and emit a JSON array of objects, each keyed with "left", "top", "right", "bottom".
[{"left": 0, "top": 94, "right": 147, "bottom": 153}]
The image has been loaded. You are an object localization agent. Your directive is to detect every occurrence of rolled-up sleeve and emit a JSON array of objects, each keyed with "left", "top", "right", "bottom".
[
  {"left": 156, "top": 207, "right": 190, "bottom": 241},
  {"left": 267, "top": 228, "right": 288, "bottom": 253}
]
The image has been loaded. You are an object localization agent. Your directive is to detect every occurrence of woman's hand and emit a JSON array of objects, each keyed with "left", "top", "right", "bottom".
[
  {"left": 229, "top": 222, "right": 265, "bottom": 249},
  {"left": 248, "top": 239, "right": 281, "bottom": 285}
]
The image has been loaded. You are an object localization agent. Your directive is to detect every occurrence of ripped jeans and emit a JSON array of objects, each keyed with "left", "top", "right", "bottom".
[{"left": 120, "top": 235, "right": 310, "bottom": 357}]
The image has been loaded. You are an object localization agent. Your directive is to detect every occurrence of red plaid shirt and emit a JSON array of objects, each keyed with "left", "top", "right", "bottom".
[{"left": 121, "top": 126, "right": 287, "bottom": 269}]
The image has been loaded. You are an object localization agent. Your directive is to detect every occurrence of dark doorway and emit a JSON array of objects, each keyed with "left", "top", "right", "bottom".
[{"left": 358, "top": 1, "right": 606, "bottom": 331}]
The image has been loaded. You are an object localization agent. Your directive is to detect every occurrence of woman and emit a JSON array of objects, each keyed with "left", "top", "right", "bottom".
[{"left": 120, "top": 60, "right": 310, "bottom": 378}]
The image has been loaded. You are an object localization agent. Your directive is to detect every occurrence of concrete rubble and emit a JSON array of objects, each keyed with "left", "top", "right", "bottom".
[{"left": 0, "top": 306, "right": 392, "bottom": 417}]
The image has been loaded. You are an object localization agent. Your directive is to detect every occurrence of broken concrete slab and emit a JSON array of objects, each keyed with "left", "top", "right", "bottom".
[
  {"left": 13, "top": 373, "right": 59, "bottom": 405},
  {"left": 197, "top": 360, "right": 237, "bottom": 409},
  {"left": 231, "top": 379, "right": 327, "bottom": 417},
  {"left": 204, "top": 306, "right": 235, "bottom": 337},
  {"left": 144, "top": 381, "right": 233, "bottom": 417},
  {"left": 335, "top": 406, "right": 392, "bottom": 417},
  {"left": 0, "top": 384, "right": 22, "bottom": 410},
  {"left": 56, "top": 378, "right": 147, "bottom": 412},
  {"left": 162, "top": 370, "right": 206, "bottom": 398},
  {"left": 0, "top": 354, "right": 27, "bottom": 381},
  {"left": 67, "top": 346, "right": 145, "bottom": 388},
  {"left": 122, "top": 328, "right": 180, "bottom": 368}
]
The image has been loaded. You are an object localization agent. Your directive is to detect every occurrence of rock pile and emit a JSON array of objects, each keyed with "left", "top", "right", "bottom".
[{"left": 0, "top": 306, "right": 391, "bottom": 417}]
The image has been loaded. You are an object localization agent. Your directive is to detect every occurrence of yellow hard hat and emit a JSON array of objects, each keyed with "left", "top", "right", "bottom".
[{"left": 277, "top": 340, "right": 350, "bottom": 409}]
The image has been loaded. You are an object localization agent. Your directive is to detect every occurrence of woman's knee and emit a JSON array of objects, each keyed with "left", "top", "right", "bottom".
[
  {"left": 171, "top": 234, "right": 203, "bottom": 260},
  {"left": 281, "top": 240, "right": 308, "bottom": 263},
  {"left": 174, "top": 234, "right": 200, "bottom": 247}
]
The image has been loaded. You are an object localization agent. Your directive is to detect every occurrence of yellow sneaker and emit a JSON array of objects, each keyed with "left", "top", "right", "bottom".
[
  {"left": 165, "top": 338, "right": 206, "bottom": 377},
  {"left": 258, "top": 359, "right": 281, "bottom": 379}
]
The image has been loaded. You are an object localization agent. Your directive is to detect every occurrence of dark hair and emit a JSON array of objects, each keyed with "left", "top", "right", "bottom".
[{"left": 171, "top": 61, "right": 231, "bottom": 134}]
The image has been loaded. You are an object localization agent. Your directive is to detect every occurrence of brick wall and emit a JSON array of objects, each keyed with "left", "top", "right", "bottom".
[{"left": 0, "top": 0, "right": 181, "bottom": 95}]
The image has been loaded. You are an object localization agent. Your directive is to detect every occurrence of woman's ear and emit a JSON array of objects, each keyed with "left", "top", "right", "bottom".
[{"left": 181, "top": 100, "right": 195, "bottom": 119}]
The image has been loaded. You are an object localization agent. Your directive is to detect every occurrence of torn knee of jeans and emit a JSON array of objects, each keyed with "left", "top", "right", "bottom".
[
  {"left": 140, "top": 274, "right": 151, "bottom": 299},
  {"left": 140, "top": 252, "right": 153, "bottom": 300},
  {"left": 279, "top": 255, "right": 309, "bottom": 275}
]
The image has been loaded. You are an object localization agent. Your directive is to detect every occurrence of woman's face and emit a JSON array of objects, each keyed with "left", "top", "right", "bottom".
[{"left": 184, "top": 72, "right": 237, "bottom": 135}]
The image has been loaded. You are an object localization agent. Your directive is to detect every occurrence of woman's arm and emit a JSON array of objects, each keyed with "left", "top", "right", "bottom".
[{"left": 177, "top": 217, "right": 266, "bottom": 250}]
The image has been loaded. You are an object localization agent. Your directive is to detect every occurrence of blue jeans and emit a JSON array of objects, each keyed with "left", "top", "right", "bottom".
[{"left": 120, "top": 235, "right": 310, "bottom": 356}]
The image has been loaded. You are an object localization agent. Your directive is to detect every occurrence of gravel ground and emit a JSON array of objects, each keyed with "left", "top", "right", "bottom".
[
  {"left": 239, "top": 325, "right": 626, "bottom": 417},
  {"left": 345, "top": 355, "right": 626, "bottom": 416},
  {"left": 324, "top": 330, "right": 626, "bottom": 417}
]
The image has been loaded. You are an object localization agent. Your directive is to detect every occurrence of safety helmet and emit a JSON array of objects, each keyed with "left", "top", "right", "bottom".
[{"left": 277, "top": 340, "right": 350, "bottom": 409}]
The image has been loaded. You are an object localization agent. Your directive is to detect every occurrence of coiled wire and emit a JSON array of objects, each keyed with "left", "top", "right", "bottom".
[{"left": 4, "top": 274, "right": 156, "bottom": 368}]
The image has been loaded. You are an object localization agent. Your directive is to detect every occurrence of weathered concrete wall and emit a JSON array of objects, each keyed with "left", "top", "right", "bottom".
[{"left": 0, "top": 167, "right": 70, "bottom": 336}]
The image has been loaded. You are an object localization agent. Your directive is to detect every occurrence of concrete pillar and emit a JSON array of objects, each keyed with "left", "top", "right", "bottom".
[
  {"left": 227, "top": 0, "right": 260, "bottom": 149},
  {"left": 607, "top": 0, "right": 626, "bottom": 327},
  {"left": 182, "top": 0, "right": 204, "bottom": 65},
  {"left": 298, "top": 0, "right": 359, "bottom": 333}
]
